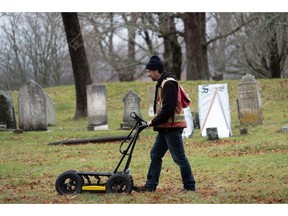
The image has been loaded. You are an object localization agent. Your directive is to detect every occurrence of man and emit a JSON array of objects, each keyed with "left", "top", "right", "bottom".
[{"left": 134, "top": 55, "right": 196, "bottom": 192}]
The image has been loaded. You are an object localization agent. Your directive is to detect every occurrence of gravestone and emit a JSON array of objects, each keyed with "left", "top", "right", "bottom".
[
  {"left": 281, "top": 126, "right": 288, "bottom": 132},
  {"left": 0, "top": 91, "right": 17, "bottom": 129},
  {"left": 206, "top": 127, "right": 219, "bottom": 141},
  {"left": 45, "top": 94, "right": 56, "bottom": 126},
  {"left": 121, "top": 89, "right": 143, "bottom": 129},
  {"left": 87, "top": 85, "right": 108, "bottom": 130},
  {"left": 18, "top": 80, "right": 47, "bottom": 131},
  {"left": 147, "top": 85, "right": 155, "bottom": 117},
  {"left": 237, "top": 74, "right": 263, "bottom": 125}
]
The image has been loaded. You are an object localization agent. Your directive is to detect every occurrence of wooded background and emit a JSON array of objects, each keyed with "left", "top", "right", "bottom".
[{"left": 1, "top": 12, "right": 287, "bottom": 91}]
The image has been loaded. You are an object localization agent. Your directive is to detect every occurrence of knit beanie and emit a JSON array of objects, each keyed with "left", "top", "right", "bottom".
[{"left": 146, "top": 55, "right": 164, "bottom": 71}]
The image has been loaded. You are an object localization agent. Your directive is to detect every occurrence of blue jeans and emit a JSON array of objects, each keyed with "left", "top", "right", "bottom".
[{"left": 145, "top": 128, "right": 195, "bottom": 190}]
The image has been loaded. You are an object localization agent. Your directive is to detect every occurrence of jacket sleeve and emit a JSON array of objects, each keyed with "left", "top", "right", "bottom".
[{"left": 151, "top": 81, "right": 178, "bottom": 126}]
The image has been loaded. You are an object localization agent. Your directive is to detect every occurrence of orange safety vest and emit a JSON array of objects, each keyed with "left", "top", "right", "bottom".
[{"left": 154, "top": 78, "right": 187, "bottom": 129}]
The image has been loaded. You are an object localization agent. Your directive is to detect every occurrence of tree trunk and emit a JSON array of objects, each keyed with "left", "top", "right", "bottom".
[
  {"left": 268, "top": 31, "right": 281, "bottom": 78},
  {"left": 61, "top": 12, "right": 92, "bottom": 119},
  {"left": 183, "top": 12, "right": 209, "bottom": 80},
  {"left": 119, "top": 13, "right": 138, "bottom": 81},
  {"left": 159, "top": 13, "right": 182, "bottom": 80}
]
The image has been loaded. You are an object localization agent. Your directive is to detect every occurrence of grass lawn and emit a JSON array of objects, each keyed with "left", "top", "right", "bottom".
[{"left": 0, "top": 79, "right": 287, "bottom": 205}]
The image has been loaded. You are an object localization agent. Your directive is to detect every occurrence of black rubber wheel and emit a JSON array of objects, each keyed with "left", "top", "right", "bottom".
[
  {"left": 55, "top": 170, "right": 83, "bottom": 195},
  {"left": 106, "top": 173, "right": 133, "bottom": 193},
  {"left": 66, "top": 170, "right": 85, "bottom": 186}
]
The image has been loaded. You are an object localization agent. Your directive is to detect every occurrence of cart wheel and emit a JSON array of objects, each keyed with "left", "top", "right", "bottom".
[
  {"left": 55, "top": 170, "right": 83, "bottom": 195},
  {"left": 65, "top": 170, "right": 85, "bottom": 186},
  {"left": 106, "top": 173, "right": 133, "bottom": 193}
]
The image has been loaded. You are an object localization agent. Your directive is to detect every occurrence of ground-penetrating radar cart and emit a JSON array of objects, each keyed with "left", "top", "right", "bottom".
[{"left": 55, "top": 112, "right": 147, "bottom": 195}]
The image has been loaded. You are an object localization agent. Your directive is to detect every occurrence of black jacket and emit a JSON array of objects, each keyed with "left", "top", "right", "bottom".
[{"left": 151, "top": 72, "right": 178, "bottom": 126}]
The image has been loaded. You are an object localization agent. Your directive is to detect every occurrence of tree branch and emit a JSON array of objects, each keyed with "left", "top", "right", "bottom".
[{"left": 206, "top": 16, "right": 258, "bottom": 46}]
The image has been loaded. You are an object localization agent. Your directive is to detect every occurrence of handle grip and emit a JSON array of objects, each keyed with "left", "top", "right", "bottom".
[{"left": 130, "top": 112, "right": 147, "bottom": 126}]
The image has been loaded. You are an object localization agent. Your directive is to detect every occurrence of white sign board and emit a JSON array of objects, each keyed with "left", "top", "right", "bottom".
[
  {"left": 182, "top": 106, "right": 194, "bottom": 138},
  {"left": 198, "top": 84, "right": 232, "bottom": 138}
]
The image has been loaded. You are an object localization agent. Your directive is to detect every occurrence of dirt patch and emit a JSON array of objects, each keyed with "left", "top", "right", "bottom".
[
  {"left": 189, "top": 139, "right": 242, "bottom": 148},
  {"left": 208, "top": 146, "right": 288, "bottom": 158}
]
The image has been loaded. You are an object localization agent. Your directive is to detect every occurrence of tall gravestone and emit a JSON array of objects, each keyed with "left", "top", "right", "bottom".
[
  {"left": 18, "top": 80, "right": 47, "bottom": 131},
  {"left": 237, "top": 74, "right": 263, "bottom": 125},
  {"left": 0, "top": 91, "right": 17, "bottom": 129},
  {"left": 121, "top": 89, "right": 143, "bottom": 129},
  {"left": 87, "top": 85, "right": 108, "bottom": 130}
]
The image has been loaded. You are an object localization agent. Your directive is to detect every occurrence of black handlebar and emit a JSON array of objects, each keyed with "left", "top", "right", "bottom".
[{"left": 130, "top": 112, "right": 147, "bottom": 126}]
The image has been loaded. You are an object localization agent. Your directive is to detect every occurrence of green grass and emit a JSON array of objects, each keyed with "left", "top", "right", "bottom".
[{"left": 0, "top": 79, "right": 287, "bottom": 204}]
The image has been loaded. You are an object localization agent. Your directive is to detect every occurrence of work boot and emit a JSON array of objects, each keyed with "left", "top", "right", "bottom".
[
  {"left": 182, "top": 186, "right": 196, "bottom": 192},
  {"left": 133, "top": 185, "right": 156, "bottom": 192}
]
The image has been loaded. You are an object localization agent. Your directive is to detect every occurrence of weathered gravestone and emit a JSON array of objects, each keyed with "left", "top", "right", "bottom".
[
  {"left": 45, "top": 94, "right": 56, "bottom": 126},
  {"left": 121, "top": 89, "right": 143, "bottom": 129},
  {"left": 0, "top": 91, "right": 17, "bottom": 129},
  {"left": 18, "top": 80, "right": 47, "bottom": 131},
  {"left": 237, "top": 74, "right": 263, "bottom": 126},
  {"left": 87, "top": 85, "right": 108, "bottom": 130}
]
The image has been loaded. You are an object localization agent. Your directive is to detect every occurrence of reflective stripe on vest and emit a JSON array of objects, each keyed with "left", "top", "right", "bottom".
[{"left": 155, "top": 78, "right": 187, "bottom": 128}]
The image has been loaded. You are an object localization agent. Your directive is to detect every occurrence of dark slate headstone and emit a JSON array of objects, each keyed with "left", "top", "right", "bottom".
[
  {"left": 281, "top": 126, "right": 288, "bottom": 132},
  {"left": 87, "top": 85, "right": 108, "bottom": 130},
  {"left": 206, "top": 127, "right": 219, "bottom": 140},
  {"left": 0, "top": 91, "right": 17, "bottom": 129},
  {"left": 121, "top": 89, "right": 142, "bottom": 129},
  {"left": 18, "top": 80, "right": 47, "bottom": 131},
  {"left": 240, "top": 128, "right": 248, "bottom": 135},
  {"left": 237, "top": 74, "right": 263, "bottom": 126}
]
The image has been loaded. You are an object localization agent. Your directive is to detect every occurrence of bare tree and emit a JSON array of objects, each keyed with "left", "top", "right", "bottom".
[
  {"left": 119, "top": 12, "right": 139, "bottom": 81},
  {"left": 61, "top": 12, "right": 92, "bottom": 119},
  {"left": 207, "top": 13, "right": 288, "bottom": 79},
  {"left": 0, "top": 13, "right": 29, "bottom": 90},
  {"left": 183, "top": 12, "right": 209, "bottom": 80},
  {"left": 23, "top": 13, "right": 66, "bottom": 86},
  {"left": 0, "top": 13, "right": 69, "bottom": 90},
  {"left": 158, "top": 13, "right": 182, "bottom": 80},
  {"left": 81, "top": 13, "right": 135, "bottom": 82},
  {"left": 2, "top": 12, "right": 286, "bottom": 93},
  {"left": 81, "top": 13, "right": 163, "bottom": 82},
  {"left": 243, "top": 13, "right": 287, "bottom": 78}
]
